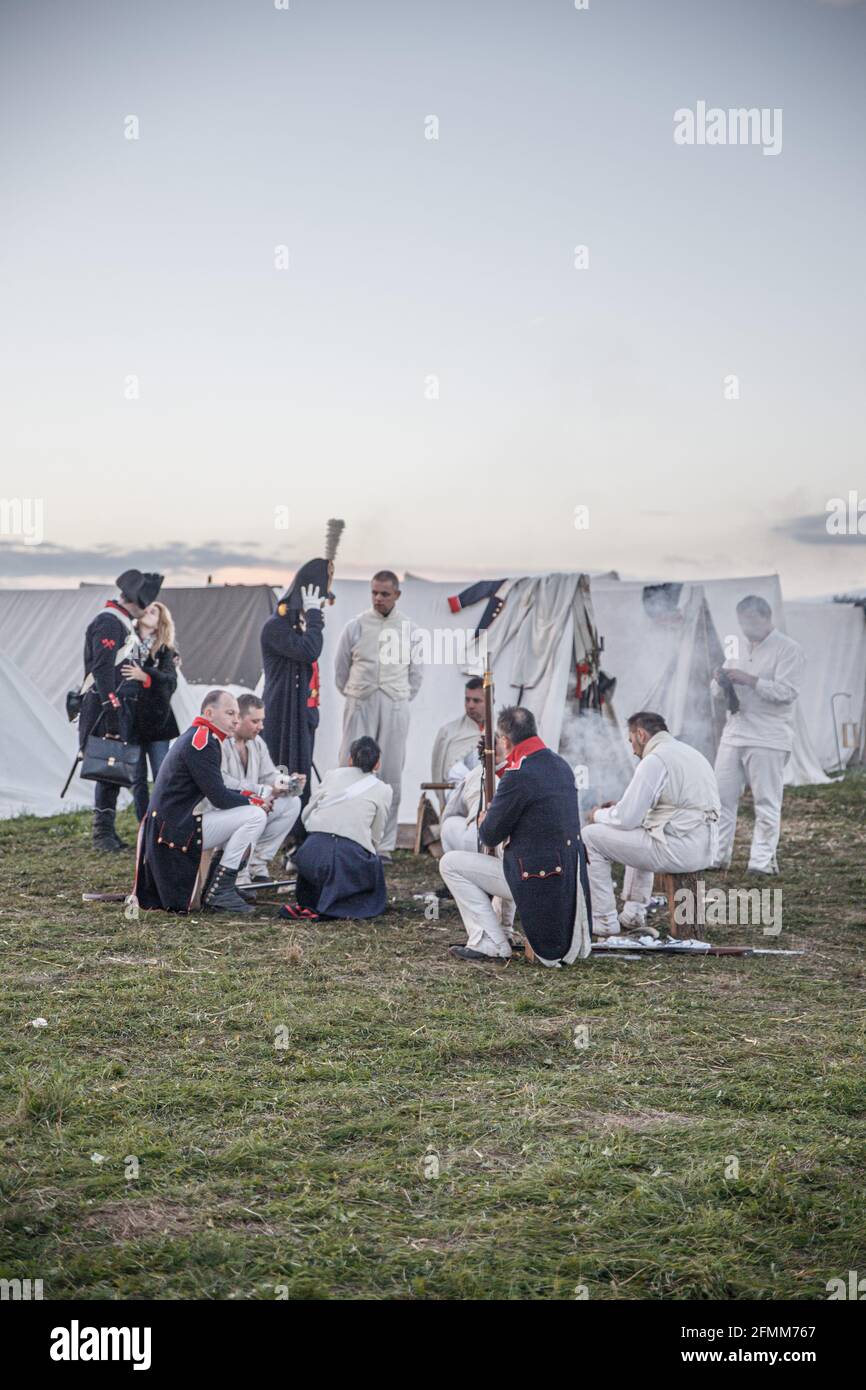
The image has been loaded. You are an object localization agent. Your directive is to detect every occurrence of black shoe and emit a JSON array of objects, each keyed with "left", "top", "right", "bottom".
[
  {"left": 435, "top": 885, "right": 453, "bottom": 900},
  {"left": 203, "top": 863, "right": 253, "bottom": 915},
  {"left": 92, "top": 809, "right": 123, "bottom": 853},
  {"left": 448, "top": 944, "right": 506, "bottom": 962}
]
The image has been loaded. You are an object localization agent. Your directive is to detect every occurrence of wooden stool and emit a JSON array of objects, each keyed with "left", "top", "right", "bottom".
[
  {"left": 190, "top": 849, "right": 214, "bottom": 911},
  {"left": 413, "top": 782, "right": 454, "bottom": 855},
  {"left": 655, "top": 871, "right": 697, "bottom": 938}
]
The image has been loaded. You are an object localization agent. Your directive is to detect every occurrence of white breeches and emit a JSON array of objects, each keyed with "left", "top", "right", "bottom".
[
  {"left": 714, "top": 744, "right": 788, "bottom": 871},
  {"left": 244, "top": 795, "right": 301, "bottom": 879},
  {"left": 201, "top": 804, "right": 268, "bottom": 871},
  {"left": 581, "top": 821, "right": 717, "bottom": 925},
  {"left": 439, "top": 850, "right": 515, "bottom": 959}
]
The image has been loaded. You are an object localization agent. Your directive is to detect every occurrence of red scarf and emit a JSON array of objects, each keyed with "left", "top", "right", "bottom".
[
  {"left": 499, "top": 735, "right": 546, "bottom": 776},
  {"left": 192, "top": 715, "right": 227, "bottom": 743}
]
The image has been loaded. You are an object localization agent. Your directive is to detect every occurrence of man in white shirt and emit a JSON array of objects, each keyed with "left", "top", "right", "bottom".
[
  {"left": 582, "top": 711, "right": 721, "bottom": 937},
  {"left": 334, "top": 570, "right": 423, "bottom": 858},
  {"left": 712, "top": 595, "right": 805, "bottom": 874},
  {"left": 221, "top": 693, "right": 303, "bottom": 885},
  {"left": 431, "top": 677, "right": 485, "bottom": 805}
]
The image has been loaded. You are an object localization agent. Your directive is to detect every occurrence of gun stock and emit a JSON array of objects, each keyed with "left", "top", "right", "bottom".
[{"left": 481, "top": 666, "right": 496, "bottom": 856}]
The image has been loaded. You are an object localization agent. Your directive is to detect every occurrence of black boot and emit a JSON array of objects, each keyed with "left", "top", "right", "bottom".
[
  {"left": 203, "top": 863, "right": 253, "bottom": 916},
  {"left": 92, "top": 808, "right": 123, "bottom": 853}
]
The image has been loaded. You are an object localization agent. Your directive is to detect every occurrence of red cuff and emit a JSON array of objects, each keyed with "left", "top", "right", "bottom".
[
  {"left": 242, "top": 790, "right": 267, "bottom": 807},
  {"left": 142, "top": 674, "right": 152, "bottom": 689},
  {"left": 447, "top": 595, "right": 461, "bottom": 613}
]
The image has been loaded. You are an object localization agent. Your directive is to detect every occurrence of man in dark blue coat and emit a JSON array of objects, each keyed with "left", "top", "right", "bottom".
[
  {"left": 79, "top": 568, "right": 163, "bottom": 852},
  {"left": 260, "top": 561, "right": 329, "bottom": 835},
  {"left": 133, "top": 690, "right": 270, "bottom": 916},
  {"left": 439, "top": 706, "right": 592, "bottom": 964}
]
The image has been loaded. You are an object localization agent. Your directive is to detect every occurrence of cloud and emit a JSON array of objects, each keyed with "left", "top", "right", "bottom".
[
  {"left": 0, "top": 540, "right": 295, "bottom": 580},
  {"left": 774, "top": 511, "right": 866, "bottom": 546}
]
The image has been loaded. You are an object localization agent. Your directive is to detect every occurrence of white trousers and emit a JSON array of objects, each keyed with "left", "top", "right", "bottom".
[
  {"left": 582, "top": 821, "right": 716, "bottom": 926},
  {"left": 340, "top": 690, "right": 411, "bottom": 852},
  {"left": 440, "top": 818, "right": 478, "bottom": 854},
  {"left": 201, "top": 803, "right": 267, "bottom": 871},
  {"left": 714, "top": 743, "right": 788, "bottom": 871},
  {"left": 439, "top": 850, "right": 514, "bottom": 958},
  {"left": 243, "top": 795, "right": 301, "bottom": 880}
]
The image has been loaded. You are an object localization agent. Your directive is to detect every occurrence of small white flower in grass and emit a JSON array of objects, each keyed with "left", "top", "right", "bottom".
[
  {"left": 31, "top": 1017, "right": 48, "bottom": 1028},
  {"left": 91, "top": 1153, "right": 106, "bottom": 1165}
]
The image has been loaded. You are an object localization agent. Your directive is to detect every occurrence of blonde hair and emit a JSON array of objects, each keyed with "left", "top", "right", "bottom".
[{"left": 144, "top": 600, "right": 176, "bottom": 652}]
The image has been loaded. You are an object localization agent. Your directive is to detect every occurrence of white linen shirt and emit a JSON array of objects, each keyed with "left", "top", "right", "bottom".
[{"left": 715, "top": 628, "right": 805, "bottom": 753}]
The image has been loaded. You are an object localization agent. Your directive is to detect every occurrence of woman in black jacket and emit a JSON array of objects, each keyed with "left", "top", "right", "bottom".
[{"left": 122, "top": 600, "right": 181, "bottom": 820}]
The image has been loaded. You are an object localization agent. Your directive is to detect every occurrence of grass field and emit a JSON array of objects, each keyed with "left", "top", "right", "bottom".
[{"left": 2, "top": 777, "right": 865, "bottom": 1301}]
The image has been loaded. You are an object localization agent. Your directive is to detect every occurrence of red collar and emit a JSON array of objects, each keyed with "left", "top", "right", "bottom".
[
  {"left": 192, "top": 715, "right": 227, "bottom": 743},
  {"left": 106, "top": 599, "right": 133, "bottom": 618},
  {"left": 500, "top": 735, "right": 546, "bottom": 775}
]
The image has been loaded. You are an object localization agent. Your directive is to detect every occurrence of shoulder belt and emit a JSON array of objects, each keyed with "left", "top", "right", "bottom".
[{"left": 78, "top": 610, "right": 139, "bottom": 697}]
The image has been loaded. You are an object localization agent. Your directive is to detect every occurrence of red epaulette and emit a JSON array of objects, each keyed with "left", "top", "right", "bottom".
[{"left": 191, "top": 726, "right": 210, "bottom": 751}]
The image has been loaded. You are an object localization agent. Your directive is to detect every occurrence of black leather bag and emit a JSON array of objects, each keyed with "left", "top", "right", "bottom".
[{"left": 80, "top": 733, "right": 140, "bottom": 788}]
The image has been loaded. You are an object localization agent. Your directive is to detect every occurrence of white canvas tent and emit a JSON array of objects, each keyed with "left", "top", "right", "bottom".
[
  {"left": 0, "top": 587, "right": 196, "bottom": 818},
  {"left": 698, "top": 574, "right": 829, "bottom": 785},
  {"left": 0, "top": 649, "right": 94, "bottom": 818},
  {"left": 0, "top": 567, "right": 846, "bottom": 822},
  {"left": 311, "top": 572, "right": 615, "bottom": 828},
  {"left": 786, "top": 599, "right": 866, "bottom": 771}
]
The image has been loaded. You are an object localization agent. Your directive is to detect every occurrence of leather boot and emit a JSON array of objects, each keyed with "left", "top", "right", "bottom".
[
  {"left": 92, "top": 808, "right": 123, "bottom": 853},
  {"left": 203, "top": 863, "right": 253, "bottom": 915}
]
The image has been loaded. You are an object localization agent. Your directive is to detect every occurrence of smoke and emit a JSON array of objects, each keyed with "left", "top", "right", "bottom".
[{"left": 558, "top": 705, "right": 634, "bottom": 818}]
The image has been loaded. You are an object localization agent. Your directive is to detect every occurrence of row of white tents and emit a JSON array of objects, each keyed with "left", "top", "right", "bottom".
[{"left": 0, "top": 571, "right": 863, "bottom": 823}]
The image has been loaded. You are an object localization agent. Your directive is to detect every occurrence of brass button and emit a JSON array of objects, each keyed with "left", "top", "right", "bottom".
[
  {"left": 522, "top": 872, "right": 529, "bottom": 879},
  {"left": 555, "top": 866, "right": 561, "bottom": 873},
  {"left": 539, "top": 870, "right": 546, "bottom": 878}
]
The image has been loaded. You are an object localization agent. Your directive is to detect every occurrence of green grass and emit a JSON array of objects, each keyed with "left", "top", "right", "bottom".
[{"left": 1, "top": 775, "right": 865, "bottom": 1300}]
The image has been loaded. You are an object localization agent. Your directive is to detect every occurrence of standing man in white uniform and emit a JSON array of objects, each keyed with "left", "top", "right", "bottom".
[
  {"left": 334, "top": 571, "right": 423, "bottom": 858},
  {"left": 713, "top": 594, "right": 805, "bottom": 875},
  {"left": 582, "top": 711, "right": 721, "bottom": 937}
]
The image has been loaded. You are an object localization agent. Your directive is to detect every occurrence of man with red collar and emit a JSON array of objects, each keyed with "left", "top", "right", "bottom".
[
  {"left": 133, "top": 690, "right": 269, "bottom": 916},
  {"left": 80, "top": 568, "right": 163, "bottom": 852},
  {"left": 439, "top": 706, "right": 592, "bottom": 965}
]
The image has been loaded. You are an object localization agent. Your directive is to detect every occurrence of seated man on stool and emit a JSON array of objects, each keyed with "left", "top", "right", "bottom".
[
  {"left": 133, "top": 690, "right": 272, "bottom": 917},
  {"left": 221, "top": 692, "right": 304, "bottom": 887},
  {"left": 582, "top": 710, "right": 721, "bottom": 937},
  {"left": 439, "top": 705, "right": 592, "bottom": 966}
]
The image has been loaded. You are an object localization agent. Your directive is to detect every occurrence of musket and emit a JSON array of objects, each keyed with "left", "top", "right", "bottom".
[{"left": 481, "top": 663, "right": 496, "bottom": 857}]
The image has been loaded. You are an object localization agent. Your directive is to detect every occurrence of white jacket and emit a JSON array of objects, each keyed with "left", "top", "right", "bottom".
[{"left": 302, "top": 766, "right": 393, "bottom": 853}]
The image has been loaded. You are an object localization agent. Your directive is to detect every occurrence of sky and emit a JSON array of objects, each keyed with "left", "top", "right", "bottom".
[{"left": 1, "top": 0, "right": 864, "bottom": 597}]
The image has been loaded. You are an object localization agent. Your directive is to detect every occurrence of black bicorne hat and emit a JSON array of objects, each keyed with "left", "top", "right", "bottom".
[
  {"left": 277, "top": 558, "right": 331, "bottom": 616},
  {"left": 116, "top": 569, "right": 164, "bottom": 608}
]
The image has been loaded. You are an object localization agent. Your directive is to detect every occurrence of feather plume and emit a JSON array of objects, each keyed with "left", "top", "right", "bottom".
[{"left": 324, "top": 517, "right": 345, "bottom": 562}]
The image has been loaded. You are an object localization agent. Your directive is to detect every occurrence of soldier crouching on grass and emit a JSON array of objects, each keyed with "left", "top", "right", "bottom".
[
  {"left": 439, "top": 705, "right": 593, "bottom": 966},
  {"left": 131, "top": 690, "right": 274, "bottom": 917}
]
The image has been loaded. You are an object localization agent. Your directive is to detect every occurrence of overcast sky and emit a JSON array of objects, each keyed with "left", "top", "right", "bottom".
[{"left": 1, "top": 0, "right": 864, "bottom": 597}]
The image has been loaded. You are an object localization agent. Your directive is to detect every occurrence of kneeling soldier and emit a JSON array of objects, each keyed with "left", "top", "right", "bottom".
[{"left": 132, "top": 690, "right": 270, "bottom": 916}]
